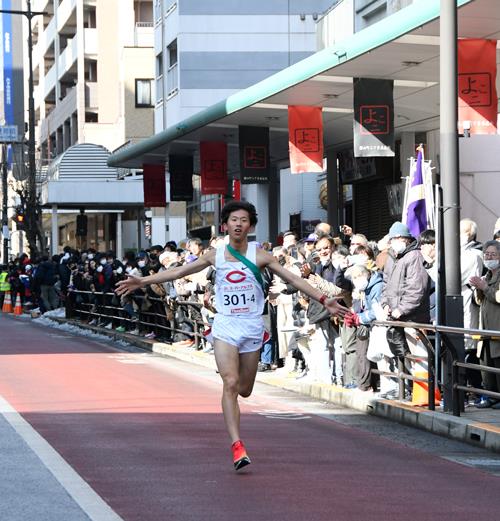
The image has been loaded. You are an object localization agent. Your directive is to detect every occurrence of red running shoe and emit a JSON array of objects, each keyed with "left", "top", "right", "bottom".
[{"left": 232, "top": 440, "right": 251, "bottom": 471}]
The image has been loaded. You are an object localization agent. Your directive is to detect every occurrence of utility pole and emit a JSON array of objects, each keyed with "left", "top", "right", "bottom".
[
  {"left": 0, "top": 0, "right": 45, "bottom": 257},
  {"left": 440, "top": 0, "right": 464, "bottom": 412},
  {"left": 1, "top": 144, "right": 8, "bottom": 263}
]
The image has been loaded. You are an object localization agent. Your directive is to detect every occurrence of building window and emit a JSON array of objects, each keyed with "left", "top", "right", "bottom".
[
  {"left": 167, "top": 39, "right": 177, "bottom": 67},
  {"left": 166, "top": 39, "right": 178, "bottom": 98},
  {"left": 135, "top": 79, "right": 154, "bottom": 107}
]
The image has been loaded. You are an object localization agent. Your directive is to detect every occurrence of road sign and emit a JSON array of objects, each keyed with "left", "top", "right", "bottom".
[{"left": 0, "top": 125, "right": 18, "bottom": 142}]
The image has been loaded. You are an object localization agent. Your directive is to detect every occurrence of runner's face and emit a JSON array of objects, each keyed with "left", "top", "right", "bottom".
[{"left": 223, "top": 210, "right": 252, "bottom": 240}]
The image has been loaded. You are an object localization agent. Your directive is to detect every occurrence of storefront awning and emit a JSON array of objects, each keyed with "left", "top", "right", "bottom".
[{"left": 108, "top": 0, "right": 498, "bottom": 170}]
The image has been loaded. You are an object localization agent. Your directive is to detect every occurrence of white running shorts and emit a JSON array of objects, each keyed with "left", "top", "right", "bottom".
[{"left": 211, "top": 314, "right": 265, "bottom": 354}]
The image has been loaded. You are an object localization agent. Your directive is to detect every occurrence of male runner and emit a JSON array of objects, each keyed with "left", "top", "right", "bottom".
[{"left": 116, "top": 201, "right": 348, "bottom": 471}]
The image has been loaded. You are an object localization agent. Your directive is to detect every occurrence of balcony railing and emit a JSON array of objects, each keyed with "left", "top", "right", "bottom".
[
  {"left": 57, "top": 34, "right": 78, "bottom": 78},
  {"left": 84, "top": 28, "right": 98, "bottom": 55},
  {"left": 166, "top": 62, "right": 178, "bottom": 98},
  {"left": 156, "top": 75, "right": 164, "bottom": 102},
  {"left": 134, "top": 23, "right": 154, "bottom": 46},
  {"left": 85, "top": 82, "right": 98, "bottom": 109}
]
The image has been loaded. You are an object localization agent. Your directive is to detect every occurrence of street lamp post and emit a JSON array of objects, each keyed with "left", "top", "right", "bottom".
[{"left": 0, "top": 0, "right": 45, "bottom": 257}]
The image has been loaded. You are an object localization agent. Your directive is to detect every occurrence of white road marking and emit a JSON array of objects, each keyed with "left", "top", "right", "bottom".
[{"left": 0, "top": 394, "right": 124, "bottom": 521}]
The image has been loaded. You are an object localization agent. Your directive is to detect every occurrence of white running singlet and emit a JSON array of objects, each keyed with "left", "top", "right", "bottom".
[{"left": 214, "top": 243, "right": 265, "bottom": 318}]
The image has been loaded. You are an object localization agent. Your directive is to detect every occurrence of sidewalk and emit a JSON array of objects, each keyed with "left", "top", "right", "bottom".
[{"left": 50, "top": 316, "right": 500, "bottom": 454}]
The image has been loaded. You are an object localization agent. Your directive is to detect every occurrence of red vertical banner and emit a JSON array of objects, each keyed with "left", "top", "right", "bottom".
[
  {"left": 288, "top": 106, "right": 324, "bottom": 174},
  {"left": 143, "top": 164, "right": 166, "bottom": 207},
  {"left": 232, "top": 179, "right": 241, "bottom": 201},
  {"left": 458, "top": 39, "right": 498, "bottom": 135},
  {"left": 200, "top": 142, "right": 228, "bottom": 195}
]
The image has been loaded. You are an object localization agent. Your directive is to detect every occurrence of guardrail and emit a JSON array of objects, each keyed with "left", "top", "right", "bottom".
[
  {"left": 373, "top": 319, "right": 500, "bottom": 417},
  {"left": 66, "top": 289, "right": 207, "bottom": 349}
]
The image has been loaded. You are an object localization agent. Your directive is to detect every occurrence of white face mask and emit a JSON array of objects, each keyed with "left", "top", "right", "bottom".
[
  {"left": 116, "top": 266, "right": 123, "bottom": 274},
  {"left": 353, "top": 278, "right": 369, "bottom": 291},
  {"left": 96, "top": 265, "right": 103, "bottom": 273},
  {"left": 391, "top": 239, "right": 407, "bottom": 255},
  {"left": 484, "top": 259, "right": 499, "bottom": 271},
  {"left": 138, "top": 260, "right": 146, "bottom": 268},
  {"left": 125, "top": 267, "right": 133, "bottom": 274},
  {"left": 422, "top": 253, "right": 434, "bottom": 264},
  {"left": 87, "top": 254, "right": 94, "bottom": 260},
  {"left": 348, "top": 254, "right": 367, "bottom": 266},
  {"left": 100, "top": 259, "right": 107, "bottom": 265}
]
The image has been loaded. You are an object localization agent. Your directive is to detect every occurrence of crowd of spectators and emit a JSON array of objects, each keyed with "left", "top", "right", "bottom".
[{"left": 1, "top": 216, "right": 499, "bottom": 407}]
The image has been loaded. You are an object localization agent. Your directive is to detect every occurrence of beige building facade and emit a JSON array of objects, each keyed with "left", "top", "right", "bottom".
[{"left": 30, "top": 0, "right": 154, "bottom": 254}]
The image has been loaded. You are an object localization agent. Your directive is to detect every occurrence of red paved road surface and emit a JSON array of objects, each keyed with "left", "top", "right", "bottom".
[{"left": 1, "top": 314, "right": 499, "bottom": 521}]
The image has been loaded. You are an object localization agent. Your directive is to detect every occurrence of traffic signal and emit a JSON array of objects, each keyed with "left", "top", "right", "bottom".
[{"left": 13, "top": 207, "right": 25, "bottom": 230}]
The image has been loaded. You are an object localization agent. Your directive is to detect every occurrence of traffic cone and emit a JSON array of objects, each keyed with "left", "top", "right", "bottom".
[
  {"left": 412, "top": 371, "right": 441, "bottom": 406},
  {"left": 2, "top": 291, "right": 12, "bottom": 313},
  {"left": 13, "top": 294, "right": 22, "bottom": 315}
]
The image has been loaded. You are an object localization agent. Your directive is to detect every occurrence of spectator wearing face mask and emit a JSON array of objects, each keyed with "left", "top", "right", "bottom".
[
  {"left": 381, "top": 222, "right": 430, "bottom": 385},
  {"left": 381, "top": 222, "right": 430, "bottom": 322},
  {"left": 300, "top": 233, "right": 317, "bottom": 263},
  {"left": 344, "top": 265, "right": 383, "bottom": 392},
  {"left": 187, "top": 238, "right": 204, "bottom": 262},
  {"left": 418, "top": 230, "right": 437, "bottom": 323},
  {"left": 136, "top": 251, "right": 150, "bottom": 276},
  {"left": 460, "top": 218, "right": 484, "bottom": 352},
  {"left": 469, "top": 241, "right": 500, "bottom": 408},
  {"left": 59, "top": 246, "right": 73, "bottom": 294}
]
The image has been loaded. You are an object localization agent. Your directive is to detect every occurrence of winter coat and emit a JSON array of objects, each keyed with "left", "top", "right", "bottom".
[
  {"left": 381, "top": 240, "right": 430, "bottom": 323},
  {"left": 307, "top": 260, "right": 336, "bottom": 324},
  {"left": 35, "top": 261, "right": 57, "bottom": 286},
  {"left": 475, "top": 268, "right": 500, "bottom": 358},
  {"left": 356, "top": 271, "right": 383, "bottom": 325}
]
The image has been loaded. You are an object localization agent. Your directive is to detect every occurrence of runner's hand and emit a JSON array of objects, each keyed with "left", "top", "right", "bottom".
[
  {"left": 324, "top": 297, "right": 349, "bottom": 318},
  {"left": 115, "top": 275, "right": 143, "bottom": 296}
]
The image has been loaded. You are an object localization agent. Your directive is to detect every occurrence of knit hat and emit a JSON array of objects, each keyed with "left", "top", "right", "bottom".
[{"left": 388, "top": 221, "right": 412, "bottom": 239}]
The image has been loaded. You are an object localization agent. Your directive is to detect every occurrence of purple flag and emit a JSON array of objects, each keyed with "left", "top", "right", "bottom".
[{"left": 406, "top": 148, "right": 427, "bottom": 237}]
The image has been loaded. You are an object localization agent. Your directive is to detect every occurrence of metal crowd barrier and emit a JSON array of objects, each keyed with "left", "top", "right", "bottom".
[
  {"left": 64, "top": 290, "right": 500, "bottom": 417},
  {"left": 66, "top": 289, "right": 208, "bottom": 349},
  {"left": 373, "top": 319, "right": 500, "bottom": 416}
]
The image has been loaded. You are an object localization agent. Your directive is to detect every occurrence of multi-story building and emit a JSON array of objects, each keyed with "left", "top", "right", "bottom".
[
  {"left": 31, "top": 0, "right": 155, "bottom": 254},
  {"left": 110, "top": 0, "right": 500, "bottom": 243},
  {"left": 152, "top": 0, "right": 336, "bottom": 241}
]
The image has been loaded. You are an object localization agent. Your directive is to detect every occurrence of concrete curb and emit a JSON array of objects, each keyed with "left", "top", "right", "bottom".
[{"left": 50, "top": 316, "right": 500, "bottom": 453}]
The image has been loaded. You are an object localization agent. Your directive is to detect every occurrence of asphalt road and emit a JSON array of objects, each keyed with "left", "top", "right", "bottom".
[{"left": 1, "top": 313, "right": 500, "bottom": 521}]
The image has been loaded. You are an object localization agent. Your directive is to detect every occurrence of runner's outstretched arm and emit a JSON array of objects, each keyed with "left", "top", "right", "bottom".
[
  {"left": 115, "top": 251, "right": 215, "bottom": 296},
  {"left": 262, "top": 252, "right": 349, "bottom": 318}
]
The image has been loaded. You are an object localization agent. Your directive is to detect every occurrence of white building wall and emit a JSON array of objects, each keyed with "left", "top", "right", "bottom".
[
  {"left": 154, "top": 0, "right": 333, "bottom": 131},
  {"left": 427, "top": 129, "right": 500, "bottom": 243},
  {"left": 279, "top": 168, "right": 327, "bottom": 235},
  {"left": 458, "top": 134, "right": 500, "bottom": 242}
]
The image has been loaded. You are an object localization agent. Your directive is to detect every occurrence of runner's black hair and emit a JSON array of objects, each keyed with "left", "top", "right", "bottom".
[{"left": 220, "top": 201, "right": 258, "bottom": 227}]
